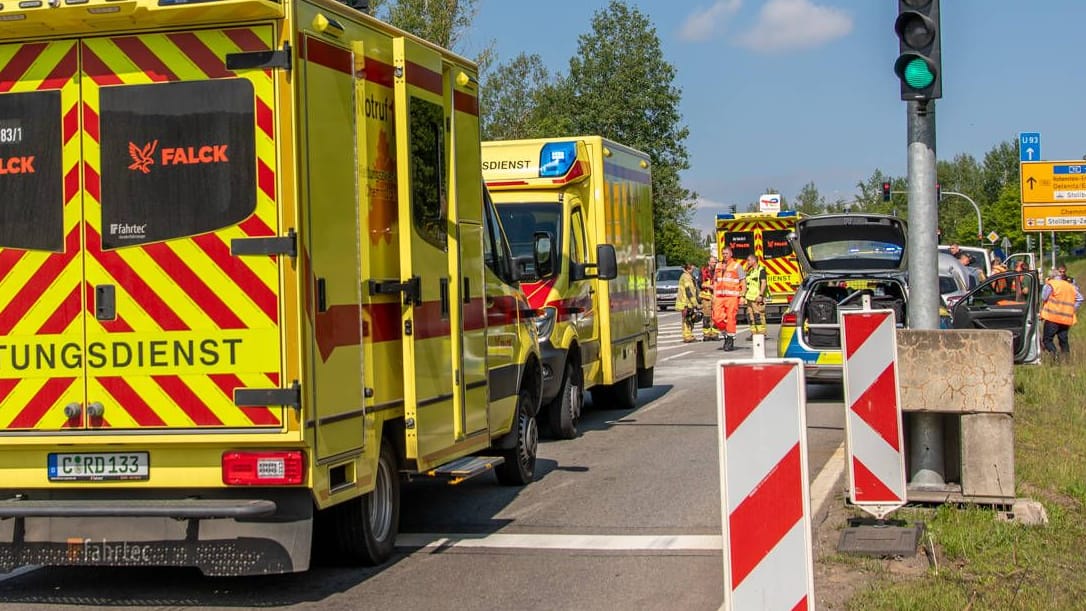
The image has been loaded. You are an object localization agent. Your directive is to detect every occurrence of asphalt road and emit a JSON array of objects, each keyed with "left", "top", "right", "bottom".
[{"left": 0, "top": 310, "right": 846, "bottom": 610}]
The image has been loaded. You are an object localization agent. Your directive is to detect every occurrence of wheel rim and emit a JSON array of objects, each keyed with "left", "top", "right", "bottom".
[
  {"left": 368, "top": 454, "right": 394, "bottom": 542},
  {"left": 568, "top": 378, "right": 582, "bottom": 422},
  {"left": 518, "top": 409, "right": 538, "bottom": 472}
]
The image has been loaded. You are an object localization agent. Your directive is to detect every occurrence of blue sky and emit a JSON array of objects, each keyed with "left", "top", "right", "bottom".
[{"left": 462, "top": 1, "right": 1086, "bottom": 231}]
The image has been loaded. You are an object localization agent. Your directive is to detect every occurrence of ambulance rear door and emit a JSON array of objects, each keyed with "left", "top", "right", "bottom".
[
  {"left": 0, "top": 28, "right": 287, "bottom": 434},
  {"left": 392, "top": 38, "right": 474, "bottom": 472},
  {"left": 80, "top": 28, "right": 286, "bottom": 431}
]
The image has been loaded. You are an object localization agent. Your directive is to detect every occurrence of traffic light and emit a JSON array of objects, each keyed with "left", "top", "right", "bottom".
[
  {"left": 881, "top": 182, "right": 892, "bottom": 202},
  {"left": 894, "top": 0, "right": 941, "bottom": 101}
]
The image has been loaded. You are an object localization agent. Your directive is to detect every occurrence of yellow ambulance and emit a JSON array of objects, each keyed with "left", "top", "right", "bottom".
[
  {"left": 715, "top": 211, "right": 803, "bottom": 318},
  {"left": 0, "top": 0, "right": 545, "bottom": 575},
  {"left": 483, "top": 137, "right": 657, "bottom": 439}
]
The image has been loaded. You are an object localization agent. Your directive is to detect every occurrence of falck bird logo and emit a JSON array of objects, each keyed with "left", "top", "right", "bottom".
[{"left": 127, "top": 140, "right": 158, "bottom": 174}]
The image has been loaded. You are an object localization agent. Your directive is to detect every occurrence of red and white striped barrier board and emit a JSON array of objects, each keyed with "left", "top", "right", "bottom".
[
  {"left": 717, "top": 359, "right": 813, "bottom": 611},
  {"left": 841, "top": 309, "right": 906, "bottom": 519}
]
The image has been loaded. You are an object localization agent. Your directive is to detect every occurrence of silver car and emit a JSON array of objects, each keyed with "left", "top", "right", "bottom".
[{"left": 655, "top": 266, "right": 684, "bottom": 311}]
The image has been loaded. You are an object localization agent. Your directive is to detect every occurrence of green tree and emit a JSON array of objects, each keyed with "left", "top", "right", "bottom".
[
  {"left": 560, "top": 0, "right": 698, "bottom": 265},
  {"left": 853, "top": 170, "right": 902, "bottom": 216},
  {"left": 369, "top": 0, "right": 494, "bottom": 72},
  {"left": 793, "top": 181, "right": 824, "bottom": 215},
  {"left": 981, "top": 140, "right": 1020, "bottom": 206},
  {"left": 368, "top": 0, "right": 478, "bottom": 48},
  {"left": 481, "top": 53, "right": 562, "bottom": 140}
]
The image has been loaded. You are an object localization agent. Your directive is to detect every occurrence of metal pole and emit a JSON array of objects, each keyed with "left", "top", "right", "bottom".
[
  {"left": 941, "top": 191, "right": 983, "bottom": 246},
  {"left": 1039, "top": 234, "right": 1044, "bottom": 278},
  {"left": 905, "top": 100, "right": 946, "bottom": 488},
  {"left": 1051, "top": 231, "right": 1057, "bottom": 268}
]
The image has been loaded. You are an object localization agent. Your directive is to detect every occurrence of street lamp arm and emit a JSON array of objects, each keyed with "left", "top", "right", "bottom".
[
  {"left": 940, "top": 191, "right": 983, "bottom": 245},
  {"left": 887, "top": 189, "right": 984, "bottom": 245}
]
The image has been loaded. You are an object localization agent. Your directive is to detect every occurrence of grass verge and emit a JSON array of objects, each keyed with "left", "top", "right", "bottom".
[{"left": 845, "top": 261, "right": 1086, "bottom": 610}]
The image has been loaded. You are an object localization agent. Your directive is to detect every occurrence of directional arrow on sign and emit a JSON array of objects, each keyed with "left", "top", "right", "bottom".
[
  {"left": 1027, "top": 176, "right": 1037, "bottom": 190},
  {"left": 1025, "top": 147, "right": 1036, "bottom": 161}
]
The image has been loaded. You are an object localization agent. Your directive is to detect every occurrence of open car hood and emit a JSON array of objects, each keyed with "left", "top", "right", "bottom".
[{"left": 789, "top": 214, "right": 908, "bottom": 276}]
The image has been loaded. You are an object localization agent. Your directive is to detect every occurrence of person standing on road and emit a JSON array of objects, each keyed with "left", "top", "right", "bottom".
[
  {"left": 1040, "top": 266, "right": 1083, "bottom": 360},
  {"left": 676, "top": 263, "right": 698, "bottom": 343},
  {"left": 713, "top": 247, "right": 746, "bottom": 352},
  {"left": 743, "top": 253, "right": 768, "bottom": 339},
  {"left": 699, "top": 255, "right": 719, "bottom": 341}
]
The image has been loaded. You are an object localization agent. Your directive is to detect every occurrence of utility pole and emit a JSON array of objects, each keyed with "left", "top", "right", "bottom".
[{"left": 895, "top": 0, "right": 947, "bottom": 490}]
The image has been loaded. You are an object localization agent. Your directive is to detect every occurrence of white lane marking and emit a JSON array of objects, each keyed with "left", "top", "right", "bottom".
[
  {"left": 0, "top": 565, "right": 40, "bottom": 584},
  {"left": 662, "top": 350, "right": 694, "bottom": 362},
  {"left": 397, "top": 533, "right": 722, "bottom": 551},
  {"left": 810, "top": 443, "right": 846, "bottom": 519},
  {"left": 658, "top": 342, "right": 701, "bottom": 352}
]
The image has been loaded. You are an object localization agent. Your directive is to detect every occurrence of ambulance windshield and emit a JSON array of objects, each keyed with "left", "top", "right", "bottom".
[{"left": 495, "top": 202, "right": 562, "bottom": 281}]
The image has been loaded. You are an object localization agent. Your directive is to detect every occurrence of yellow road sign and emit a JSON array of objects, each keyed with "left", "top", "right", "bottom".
[
  {"left": 1021, "top": 203, "right": 1086, "bottom": 232},
  {"left": 1020, "top": 161, "right": 1086, "bottom": 203}
]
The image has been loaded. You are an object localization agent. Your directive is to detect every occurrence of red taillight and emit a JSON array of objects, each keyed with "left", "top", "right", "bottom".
[
  {"left": 222, "top": 451, "right": 305, "bottom": 486},
  {"left": 781, "top": 311, "right": 798, "bottom": 326}
]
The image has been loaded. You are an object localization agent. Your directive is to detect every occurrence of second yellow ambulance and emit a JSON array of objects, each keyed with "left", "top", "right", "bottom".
[{"left": 483, "top": 137, "right": 657, "bottom": 439}]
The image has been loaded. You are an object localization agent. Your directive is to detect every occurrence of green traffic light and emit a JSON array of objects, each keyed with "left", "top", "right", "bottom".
[{"left": 903, "top": 57, "right": 934, "bottom": 89}]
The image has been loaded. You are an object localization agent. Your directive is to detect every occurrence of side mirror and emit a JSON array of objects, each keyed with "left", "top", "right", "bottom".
[
  {"left": 596, "top": 244, "right": 618, "bottom": 280},
  {"left": 533, "top": 231, "right": 556, "bottom": 279}
]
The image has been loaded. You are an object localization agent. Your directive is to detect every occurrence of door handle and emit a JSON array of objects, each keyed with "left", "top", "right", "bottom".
[{"left": 95, "top": 285, "right": 116, "bottom": 320}]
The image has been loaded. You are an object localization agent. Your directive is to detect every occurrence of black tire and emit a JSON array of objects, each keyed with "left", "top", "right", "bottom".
[
  {"left": 321, "top": 439, "right": 400, "bottom": 566},
  {"left": 592, "top": 375, "right": 637, "bottom": 410},
  {"left": 546, "top": 361, "right": 582, "bottom": 439},
  {"left": 495, "top": 389, "right": 538, "bottom": 485},
  {"left": 636, "top": 365, "right": 654, "bottom": 389}
]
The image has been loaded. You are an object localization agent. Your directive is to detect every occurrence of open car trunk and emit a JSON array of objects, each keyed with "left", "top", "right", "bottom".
[{"left": 802, "top": 278, "right": 907, "bottom": 348}]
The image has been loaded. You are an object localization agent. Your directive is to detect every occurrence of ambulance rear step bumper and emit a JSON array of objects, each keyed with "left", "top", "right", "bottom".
[
  {"left": 427, "top": 455, "right": 504, "bottom": 484},
  {"left": 0, "top": 498, "right": 276, "bottom": 519},
  {"left": 0, "top": 490, "right": 313, "bottom": 576}
]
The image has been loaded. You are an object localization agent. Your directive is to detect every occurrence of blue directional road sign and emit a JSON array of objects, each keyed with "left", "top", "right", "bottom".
[{"left": 1019, "top": 132, "right": 1041, "bottom": 162}]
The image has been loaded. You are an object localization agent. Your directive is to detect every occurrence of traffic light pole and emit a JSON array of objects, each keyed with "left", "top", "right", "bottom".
[{"left": 905, "top": 100, "right": 947, "bottom": 489}]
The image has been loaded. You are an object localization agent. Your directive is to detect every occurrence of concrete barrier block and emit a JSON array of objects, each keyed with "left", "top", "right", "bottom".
[
  {"left": 896, "top": 329, "right": 1014, "bottom": 414},
  {"left": 961, "top": 413, "right": 1016, "bottom": 500}
]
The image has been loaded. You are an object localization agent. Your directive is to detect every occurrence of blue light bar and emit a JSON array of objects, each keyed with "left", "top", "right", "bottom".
[
  {"left": 539, "top": 141, "right": 577, "bottom": 178},
  {"left": 778, "top": 210, "right": 797, "bottom": 217},
  {"left": 717, "top": 213, "right": 736, "bottom": 220}
]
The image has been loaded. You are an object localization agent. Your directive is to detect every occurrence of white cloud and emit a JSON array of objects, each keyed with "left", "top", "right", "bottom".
[
  {"left": 735, "top": 0, "right": 852, "bottom": 53},
  {"left": 679, "top": 0, "right": 743, "bottom": 43}
]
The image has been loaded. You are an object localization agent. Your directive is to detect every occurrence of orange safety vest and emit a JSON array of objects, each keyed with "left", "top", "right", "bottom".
[
  {"left": 714, "top": 260, "right": 744, "bottom": 299},
  {"left": 1041, "top": 278, "right": 1077, "bottom": 325}
]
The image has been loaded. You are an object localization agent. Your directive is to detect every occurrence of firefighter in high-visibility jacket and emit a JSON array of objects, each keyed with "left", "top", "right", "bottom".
[
  {"left": 713, "top": 247, "right": 746, "bottom": 352},
  {"left": 743, "top": 253, "right": 768, "bottom": 337},
  {"left": 1040, "top": 267, "right": 1084, "bottom": 358},
  {"left": 699, "top": 255, "right": 719, "bottom": 341}
]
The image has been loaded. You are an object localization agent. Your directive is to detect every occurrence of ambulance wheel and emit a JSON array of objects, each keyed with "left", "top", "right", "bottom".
[
  {"left": 496, "top": 389, "right": 538, "bottom": 486},
  {"left": 546, "top": 361, "right": 582, "bottom": 439},
  {"left": 594, "top": 375, "right": 637, "bottom": 410},
  {"left": 328, "top": 439, "right": 400, "bottom": 565}
]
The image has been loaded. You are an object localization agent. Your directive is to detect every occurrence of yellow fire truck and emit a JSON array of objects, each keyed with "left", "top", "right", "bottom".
[
  {"left": 483, "top": 137, "right": 656, "bottom": 439},
  {"left": 0, "top": 0, "right": 546, "bottom": 575},
  {"left": 715, "top": 211, "right": 803, "bottom": 318}
]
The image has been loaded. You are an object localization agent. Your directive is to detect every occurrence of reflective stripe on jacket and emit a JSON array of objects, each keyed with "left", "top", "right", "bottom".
[
  {"left": 745, "top": 265, "right": 765, "bottom": 300},
  {"left": 718, "top": 260, "right": 744, "bottom": 298},
  {"left": 1041, "top": 278, "right": 1077, "bottom": 325}
]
